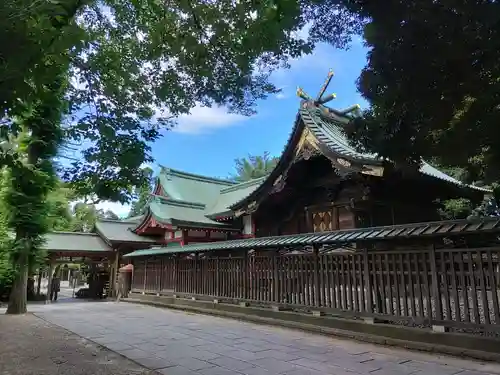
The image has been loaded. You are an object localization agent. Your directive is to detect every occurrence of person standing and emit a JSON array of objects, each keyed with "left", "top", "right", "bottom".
[{"left": 50, "top": 273, "right": 61, "bottom": 301}]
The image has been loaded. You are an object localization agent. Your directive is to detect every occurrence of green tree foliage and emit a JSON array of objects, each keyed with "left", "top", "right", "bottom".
[
  {"left": 2, "top": 70, "right": 67, "bottom": 314},
  {"left": 1, "top": 0, "right": 322, "bottom": 314},
  {"left": 438, "top": 196, "right": 500, "bottom": 220},
  {"left": 0, "top": 0, "right": 88, "bottom": 313},
  {"left": 426, "top": 161, "right": 500, "bottom": 219},
  {"left": 0, "top": 0, "right": 83, "bottom": 115},
  {"left": 45, "top": 181, "right": 75, "bottom": 231},
  {"left": 0, "top": 172, "right": 14, "bottom": 299},
  {"left": 334, "top": 1, "right": 500, "bottom": 185},
  {"left": 127, "top": 167, "right": 154, "bottom": 218},
  {"left": 232, "top": 152, "right": 279, "bottom": 182},
  {"left": 59, "top": 0, "right": 314, "bottom": 203},
  {"left": 72, "top": 202, "right": 119, "bottom": 232}
]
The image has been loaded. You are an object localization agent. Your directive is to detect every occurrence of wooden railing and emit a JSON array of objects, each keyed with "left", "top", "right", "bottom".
[{"left": 131, "top": 246, "right": 500, "bottom": 331}]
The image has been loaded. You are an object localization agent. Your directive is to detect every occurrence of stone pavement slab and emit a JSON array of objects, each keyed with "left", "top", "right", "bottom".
[
  {"left": 30, "top": 301, "right": 500, "bottom": 375},
  {"left": 0, "top": 312, "right": 153, "bottom": 375}
]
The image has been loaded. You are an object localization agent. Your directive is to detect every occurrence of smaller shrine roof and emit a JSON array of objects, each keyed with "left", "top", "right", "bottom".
[
  {"left": 43, "top": 232, "right": 111, "bottom": 253},
  {"left": 95, "top": 220, "right": 160, "bottom": 244},
  {"left": 158, "top": 167, "right": 234, "bottom": 205},
  {"left": 149, "top": 196, "right": 236, "bottom": 229},
  {"left": 120, "top": 215, "right": 145, "bottom": 224},
  {"left": 135, "top": 169, "right": 265, "bottom": 232}
]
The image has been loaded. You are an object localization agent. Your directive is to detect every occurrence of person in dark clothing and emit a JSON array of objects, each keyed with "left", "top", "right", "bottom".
[{"left": 50, "top": 274, "right": 61, "bottom": 301}]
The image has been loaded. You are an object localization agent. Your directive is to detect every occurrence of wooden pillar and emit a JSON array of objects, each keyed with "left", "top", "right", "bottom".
[
  {"left": 194, "top": 253, "right": 199, "bottom": 294},
  {"left": 313, "top": 244, "right": 320, "bottom": 307},
  {"left": 243, "top": 250, "right": 248, "bottom": 300},
  {"left": 273, "top": 250, "right": 279, "bottom": 303},
  {"left": 143, "top": 258, "right": 148, "bottom": 292},
  {"left": 173, "top": 255, "right": 178, "bottom": 293},
  {"left": 429, "top": 244, "right": 442, "bottom": 320},
  {"left": 46, "top": 255, "right": 56, "bottom": 302},
  {"left": 215, "top": 256, "right": 220, "bottom": 297},
  {"left": 363, "top": 248, "right": 373, "bottom": 313},
  {"left": 109, "top": 250, "right": 120, "bottom": 297}
]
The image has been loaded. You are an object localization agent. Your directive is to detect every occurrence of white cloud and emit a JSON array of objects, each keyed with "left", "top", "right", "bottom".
[
  {"left": 275, "top": 86, "right": 289, "bottom": 100},
  {"left": 173, "top": 105, "right": 248, "bottom": 135},
  {"left": 95, "top": 201, "right": 131, "bottom": 218}
]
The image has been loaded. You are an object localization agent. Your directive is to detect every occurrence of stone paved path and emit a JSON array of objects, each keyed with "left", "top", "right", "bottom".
[
  {"left": 0, "top": 312, "right": 152, "bottom": 375},
  {"left": 29, "top": 301, "right": 500, "bottom": 375}
]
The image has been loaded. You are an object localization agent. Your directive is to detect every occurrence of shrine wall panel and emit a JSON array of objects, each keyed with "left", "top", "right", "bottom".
[
  {"left": 187, "top": 229, "right": 206, "bottom": 238},
  {"left": 210, "top": 231, "right": 226, "bottom": 239}
]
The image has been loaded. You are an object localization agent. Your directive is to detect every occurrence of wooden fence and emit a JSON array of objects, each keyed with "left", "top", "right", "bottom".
[{"left": 131, "top": 246, "right": 500, "bottom": 332}]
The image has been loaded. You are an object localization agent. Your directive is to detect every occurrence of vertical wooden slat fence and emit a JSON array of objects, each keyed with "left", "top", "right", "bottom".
[{"left": 131, "top": 246, "right": 500, "bottom": 331}]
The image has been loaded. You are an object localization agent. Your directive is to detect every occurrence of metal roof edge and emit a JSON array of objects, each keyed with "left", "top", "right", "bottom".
[
  {"left": 220, "top": 175, "right": 268, "bottom": 194},
  {"left": 158, "top": 165, "right": 236, "bottom": 186},
  {"left": 49, "top": 231, "right": 101, "bottom": 237},
  {"left": 151, "top": 195, "right": 206, "bottom": 209},
  {"left": 205, "top": 209, "right": 234, "bottom": 219},
  {"left": 171, "top": 219, "right": 239, "bottom": 231}
]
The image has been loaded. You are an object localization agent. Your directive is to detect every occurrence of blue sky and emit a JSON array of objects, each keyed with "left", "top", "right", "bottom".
[{"left": 100, "top": 40, "right": 370, "bottom": 216}]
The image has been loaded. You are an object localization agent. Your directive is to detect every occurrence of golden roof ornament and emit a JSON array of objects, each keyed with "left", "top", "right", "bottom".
[{"left": 297, "top": 70, "right": 361, "bottom": 118}]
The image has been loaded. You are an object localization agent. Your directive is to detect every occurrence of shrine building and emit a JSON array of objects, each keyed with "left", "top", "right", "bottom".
[{"left": 42, "top": 71, "right": 490, "bottom": 298}]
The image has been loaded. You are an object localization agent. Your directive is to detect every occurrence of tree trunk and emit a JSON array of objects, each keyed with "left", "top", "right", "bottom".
[
  {"left": 6, "top": 252, "right": 28, "bottom": 314},
  {"left": 36, "top": 269, "right": 42, "bottom": 295}
]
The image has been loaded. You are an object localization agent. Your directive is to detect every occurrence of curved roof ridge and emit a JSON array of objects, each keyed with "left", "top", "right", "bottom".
[
  {"left": 151, "top": 195, "right": 206, "bottom": 209},
  {"left": 419, "top": 162, "right": 491, "bottom": 193},
  {"left": 304, "top": 107, "right": 375, "bottom": 159},
  {"left": 96, "top": 219, "right": 131, "bottom": 224},
  {"left": 50, "top": 231, "right": 101, "bottom": 236},
  {"left": 220, "top": 175, "right": 268, "bottom": 193},
  {"left": 159, "top": 165, "right": 236, "bottom": 186}
]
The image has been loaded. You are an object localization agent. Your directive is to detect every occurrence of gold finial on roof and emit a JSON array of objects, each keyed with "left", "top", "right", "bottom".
[
  {"left": 316, "top": 69, "right": 335, "bottom": 102},
  {"left": 296, "top": 71, "right": 361, "bottom": 117},
  {"left": 338, "top": 104, "right": 362, "bottom": 115},
  {"left": 296, "top": 70, "right": 337, "bottom": 106},
  {"left": 296, "top": 87, "right": 311, "bottom": 101},
  {"left": 317, "top": 93, "right": 337, "bottom": 105}
]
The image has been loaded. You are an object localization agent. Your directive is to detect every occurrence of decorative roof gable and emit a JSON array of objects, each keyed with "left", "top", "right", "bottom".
[
  {"left": 134, "top": 71, "right": 488, "bottom": 233},
  {"left": 229, "top": 71, "right": 488, "bottom": 211}
]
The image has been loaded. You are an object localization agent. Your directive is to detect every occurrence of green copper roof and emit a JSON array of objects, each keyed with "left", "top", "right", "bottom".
[
  {"left": 149, "top": 196, "right": 235, "bottom": 229},
  {"left": 121, "top": 242, "right": 181, "bottom": 258},
  {"left": 138, "top": 168, "right": 266, "bottom": 229},
  {"left": 158, "top": 167, "right": 235, "bottom": 205},
  {"left": 205, "top": 176, "right": 266, "bottom": 218},
  {"left": 43, "top": 232, "right": 111, "bottom": 253},
  {"left": 95, "top": 220, "right": 160, "bottom": 244},
  {"left": 121, "top": 215, "right": 145, "bottom": 224},
  {"left": 300, "top": 106, "right": 489, "bottom": 192},
  {"left": 301, "top": 107, "right": 376, "bottom": 162},
  {"left": 124, "top": 217, "right": 500, "bottom": 257}
]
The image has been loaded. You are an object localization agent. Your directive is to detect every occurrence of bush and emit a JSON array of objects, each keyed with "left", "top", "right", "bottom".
[{"left": 0, "top": 247, "right": 14, "bottom": 301}]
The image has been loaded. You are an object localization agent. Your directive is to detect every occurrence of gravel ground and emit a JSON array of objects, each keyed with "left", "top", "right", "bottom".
[{"left": 0, "top": 313, "right": 155, "bottom": 375}]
